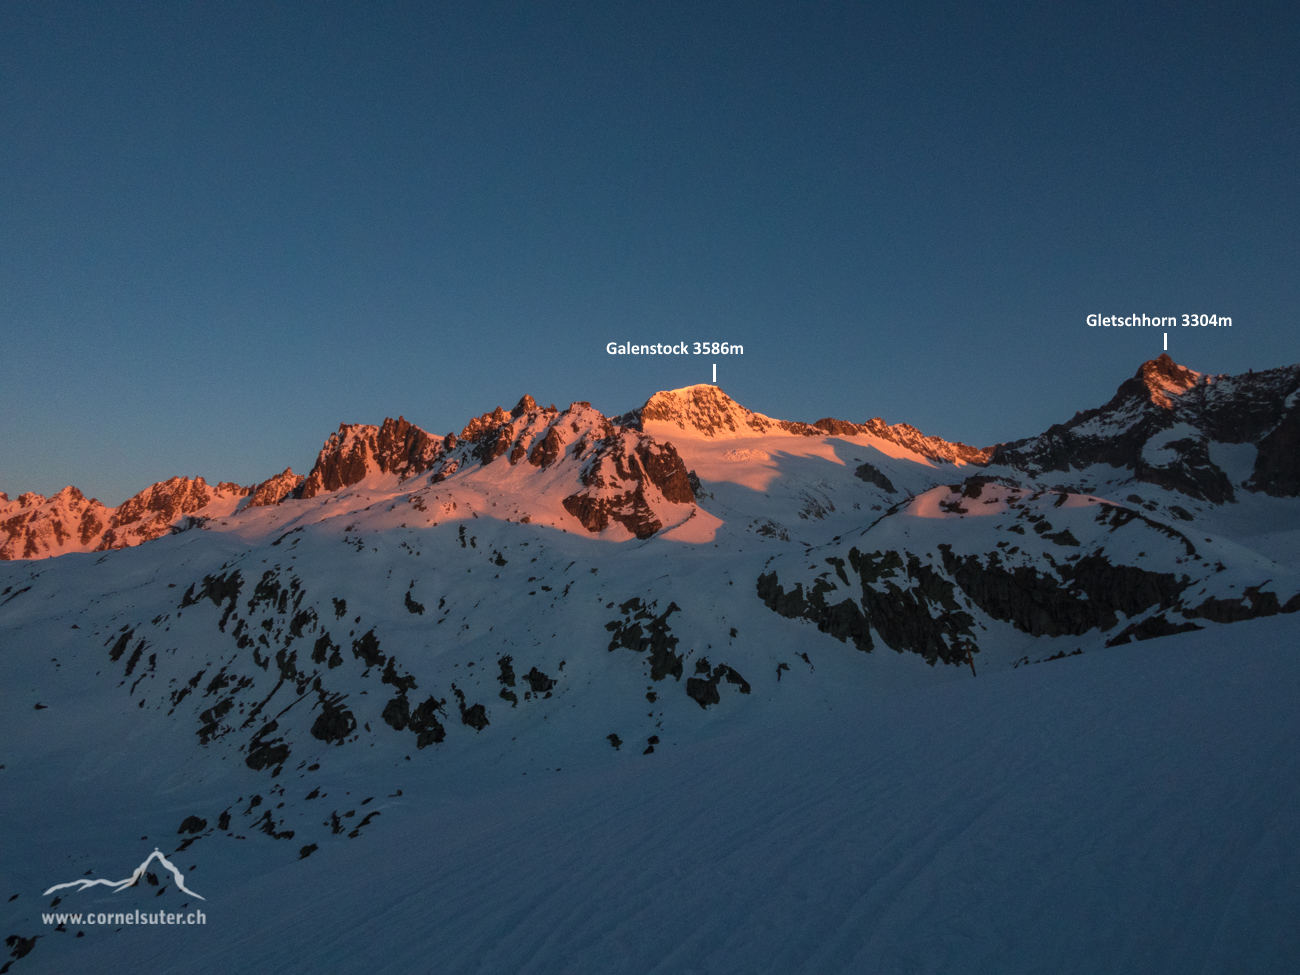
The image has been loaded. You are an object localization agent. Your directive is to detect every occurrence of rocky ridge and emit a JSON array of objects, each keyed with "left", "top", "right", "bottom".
[
  {"left": 627, "top": 384, "right": 991, "bottom": 464},
  {"left": 0, "top": 397, "right": 705, "bottom": 559},
  {"left": 7, "top": 356, "right": 1300, "bottom": 563},
  {"left": 989, "top": 354, "right": 1300, "bottom": 502},
  {"left": 289, "top": 397, "right": 698, "bottom": 539},
  {"left": 0, "top": 479, "right": 250, "bottom": 561},
  {"left": 299, "top": 416, "right": 446, "bottom": 499}
]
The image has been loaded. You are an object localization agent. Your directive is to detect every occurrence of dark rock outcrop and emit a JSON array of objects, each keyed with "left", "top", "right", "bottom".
[
  {"left": 310, "top": 697, "right": 357, "bottom": 745},
  {"left": 685, "top": 662, "right": 750, "bottom": 708},
  {"left": 938, "top": 547, "right": 1190, "bottom": 638},
  {"left": 177, "top": 815, "right": 207, "bottom": 834},
  {"left": 604, "top": 599, "right": 685, "bottom": 681},
  {"left": 524, "top": 667, "right": 556, "bottom": 694},
  {"left": 1249, "top": 404, "right": 1300, "bottom": 496},
  {"left": 247, "top": 720, "right": 292, "bottom": 770},
  {"left": 451, "top": 684, "right": 488, "bottom": 732},
  {"left": 854, "top": 462, "right": 896, "bottom": 493},
  {"left": 756, "top": 572, "right": 873, "bottom": 652},
  {"left": 408, "top": 696, "right": 447, "bottom": 747},
  {"left": 686, "top": 676, "right": 721, "bottom": 708},
  {"left": 1105, "top": 614, "right": 1203, "bottom": 646},
  {"left": 758, "top": 548, "right": 977, "bottom": 667},
  {"left": 1182, "top": 585, "right": 1300, "bottom": 623}
]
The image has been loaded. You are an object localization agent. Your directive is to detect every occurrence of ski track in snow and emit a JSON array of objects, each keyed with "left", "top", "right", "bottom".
[{"left": 4, "top": 619, "right": 1298, "bottom": 975}]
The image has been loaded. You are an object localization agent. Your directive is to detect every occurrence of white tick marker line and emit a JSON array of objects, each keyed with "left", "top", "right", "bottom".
[
  {"left": 1163, "top": 332, "right": 1167, "bottom": 351},
  {"left": 712, "top": 363, "right": 717, "bottom": 383}
]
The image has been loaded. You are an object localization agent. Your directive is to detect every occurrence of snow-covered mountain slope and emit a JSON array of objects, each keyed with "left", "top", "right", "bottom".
[
  {"left": 2, "top": 356, "right": 1299, "bottom": 973},
  {"left": 989, "top": 354, "right": 1300, "bottom": 506},
  {"left": 625, "top": 384, "right": 992, "bottom": 547},
  {"left": 758, "top": 478, "right": 1300, "bottom": 672},
  {"left": 629, "top": 382, "right": 991, "bottom": 463},
  {"left": 3, "top": 606, "right": 1298, "bottom": 974}
]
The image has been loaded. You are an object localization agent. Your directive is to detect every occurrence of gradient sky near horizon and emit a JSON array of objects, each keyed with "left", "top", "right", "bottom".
[{"left": 3, "top": 1, "right": 1298, "bottom": 505}]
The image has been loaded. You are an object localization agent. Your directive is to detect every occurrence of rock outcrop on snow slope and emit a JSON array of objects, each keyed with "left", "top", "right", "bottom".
[
  {"left": 989, "top": 354, "right": 1300, "bottom": 502},
  {"left": 626, "top": 384, "right": 991, "bottom": 464},
  {"left": 0, "top": 478, "right": 250, "bottom": 560},
  {"left": 757, "top": 475, "right": 1300, "bottom": 670}
]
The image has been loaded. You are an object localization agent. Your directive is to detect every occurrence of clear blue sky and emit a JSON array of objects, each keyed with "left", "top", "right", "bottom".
[{"left": 3, "top": 1, "right": 1297, "bottom": 504}]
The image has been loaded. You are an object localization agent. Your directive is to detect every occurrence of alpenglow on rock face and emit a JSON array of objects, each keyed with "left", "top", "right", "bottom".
[
  {"left": 299, "top": 416, "right": 447, "bottom": 499},
  {"left": 0, "top": 478, "right": 250, "bottom": 561},
  {"left": 247, "top": 468, "right": 304, "bottom": 507},
  {"left": 627, "top": 384, "right": 991, "bottom": 464},
  {"left": 6, "top": 355, "right": 1300, "bottom": 564}
]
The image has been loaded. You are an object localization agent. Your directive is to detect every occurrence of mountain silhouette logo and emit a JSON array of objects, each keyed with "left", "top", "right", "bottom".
[{"left": 44, "top": 848, "right": 205, "bottom": 901}]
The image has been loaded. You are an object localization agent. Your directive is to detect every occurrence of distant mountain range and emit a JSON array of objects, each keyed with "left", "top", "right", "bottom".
[{"left": 7, "top": 354, "right": 1296, "bottom": 562}]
